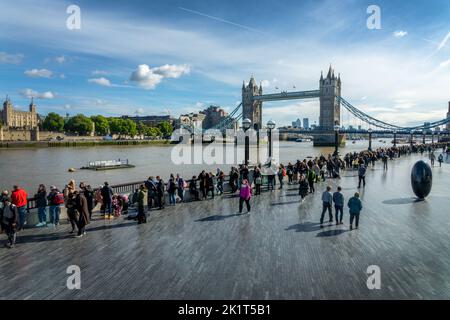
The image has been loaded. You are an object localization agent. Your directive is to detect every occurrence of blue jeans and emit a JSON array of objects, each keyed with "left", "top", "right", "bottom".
[
  {"left": 38, "top": 206, "right": 47, "bottom": 224},
  {"left": 17, "top": 206, "right": 26, "bottom": 229},
  {"left": 49, "top": 205, "right": 60, "bottom": 224},
  {"left": 169, "top": 193, "right": 176, "bottom": 205},
  {"left": 335, "top": 205, "right": 343, "bottom": 223}
]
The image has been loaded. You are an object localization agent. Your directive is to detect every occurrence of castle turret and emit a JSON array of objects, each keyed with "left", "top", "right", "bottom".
[
  {"left": 242, "top": 76, "right": 263, "bottom": 130},
  {"left": 319, "top": 65, "right": 341, "bottom": 131},
  {"left": 29, "top": 97, "right": 36, "bottom": 113}
]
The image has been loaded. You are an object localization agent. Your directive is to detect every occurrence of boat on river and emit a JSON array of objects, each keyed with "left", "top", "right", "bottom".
[{"left": 80, "top": 159, "right": 135, "bottom": 171}]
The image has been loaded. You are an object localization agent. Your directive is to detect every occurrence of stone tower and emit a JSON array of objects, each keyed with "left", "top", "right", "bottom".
[
  {"left": 2, "top": 96, "right": 13, "bottom": 126},
  {"left": 319, "top": 66, "right": 341, "bottom": 131},
  {"left": 29, "top": 97, "right": 36, "bottom": 113},
  {"left": 242, "top": 76, "right": 263, "bottom": 130}
]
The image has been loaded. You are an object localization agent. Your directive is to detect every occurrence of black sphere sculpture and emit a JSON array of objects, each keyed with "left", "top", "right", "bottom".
[{"left": 411, "top": 160, "right": 432, "bottom": 199}]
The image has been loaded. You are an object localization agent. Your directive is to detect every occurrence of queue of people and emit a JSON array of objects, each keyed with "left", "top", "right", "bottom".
[{"left": 1, "top": 142, "right": 447, "bottom": 248}]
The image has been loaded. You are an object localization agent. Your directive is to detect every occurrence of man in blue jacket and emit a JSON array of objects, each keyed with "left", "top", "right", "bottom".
[
  {"left": 348, "top": 192, "right": 363, "bottom": 230},
  {"left": 333, "top": 186, "right": 344, "bottom": 225}
]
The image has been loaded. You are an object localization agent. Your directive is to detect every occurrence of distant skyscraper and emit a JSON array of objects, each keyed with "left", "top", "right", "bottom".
[
  {"left": 292, "top": 118, "right": 301, "bottom": 128},
  {"left": 303, "top": 118, "right": 309, "bottom": 129}
]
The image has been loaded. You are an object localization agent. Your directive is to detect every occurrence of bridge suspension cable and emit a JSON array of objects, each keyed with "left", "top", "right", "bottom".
[{"left": 339, "top": 97, "right": 450, "bottom": 131}]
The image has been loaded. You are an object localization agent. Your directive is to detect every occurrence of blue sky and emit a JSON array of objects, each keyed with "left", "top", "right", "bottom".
[{"left": 1, "top": 0, "right": 450, "bottom": 127}]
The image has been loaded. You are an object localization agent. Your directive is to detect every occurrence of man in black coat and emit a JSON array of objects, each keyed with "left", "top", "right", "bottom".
[
  {"left": 156, "top": 176, "right": 165, "bottom": 210},
  {"left": 101, "top": 182, "right": 114, "bottom": 219}
]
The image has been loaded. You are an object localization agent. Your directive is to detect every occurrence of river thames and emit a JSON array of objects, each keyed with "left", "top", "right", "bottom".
[{"left": 0, "top": 140, "right": 409, "bottom": 191}]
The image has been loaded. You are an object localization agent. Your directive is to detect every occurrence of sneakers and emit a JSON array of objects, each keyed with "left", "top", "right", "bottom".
[
  {"left": 75, "top": 234, "right": 83, "bottom": 238},
  {"left": 350, "top": 225, "right": 353, "bottom": 230},
  {"left": 47, "top": 223, "right": 54, "bottom": 227},
  {"left": 35, "top": 222, "right": 43, "bottom": 227}
]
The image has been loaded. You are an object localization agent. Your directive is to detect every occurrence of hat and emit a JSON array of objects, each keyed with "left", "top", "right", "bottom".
[{"left": 50, "top": 185, "right": 56, "bottom": 190}]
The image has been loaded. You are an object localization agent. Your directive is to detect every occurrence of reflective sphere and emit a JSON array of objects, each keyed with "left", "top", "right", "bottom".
[{"left": 411, "top": 160, "right": 432, "bottom": 199}]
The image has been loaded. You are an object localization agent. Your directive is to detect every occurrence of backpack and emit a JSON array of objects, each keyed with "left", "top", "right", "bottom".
[
  {"left": 182, "top": 180, "right": 188, "bottom": 189},
  {"left": 53, "top": 192, "right": 65, "bottom": 205},
  {"left": 282, "top": 169, "right": 287, "bottom": 177}
]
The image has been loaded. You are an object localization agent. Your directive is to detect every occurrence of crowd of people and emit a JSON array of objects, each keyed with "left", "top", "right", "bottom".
[{"left": 1, "top": 142, "right": 448, "bottom": 248}]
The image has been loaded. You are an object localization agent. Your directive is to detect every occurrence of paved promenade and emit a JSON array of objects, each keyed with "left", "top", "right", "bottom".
[{"left": 0, "top": 154, "right": 449, "bottom": 299}]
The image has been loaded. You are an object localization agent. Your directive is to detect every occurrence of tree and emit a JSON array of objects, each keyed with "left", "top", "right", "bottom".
[
  {"left": 108, "top": 118, "right": 123, "bottom": 135},
  {"left": 90, "top": 115, "right": 110, "bottom": 135},
  {"left": 146, "top": 126, "right": 161, "bottom": 139},
  {"left": 121, "top": 119, "right": 137, "bottom": 137},
  {"left": 64, "top": 114, "right": 94, "bottom": 135},
  {"left": 43, "top": 112, "right": 64, "bottom": 132},
  {"left": 157, "top": 121, "right": 173, "bottom": 138}
]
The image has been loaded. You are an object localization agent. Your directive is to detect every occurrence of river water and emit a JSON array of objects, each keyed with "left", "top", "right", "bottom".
[{"left": 0, "top": 140, "right": 396, "bottom": 192}]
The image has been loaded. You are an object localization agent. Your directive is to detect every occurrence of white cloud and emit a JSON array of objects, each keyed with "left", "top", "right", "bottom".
[
  {"left": 129, "top": 64, "right": 190, "bottom": 90},
  {"left": 393, "top": 30, "right": 408, "bottom": 38},
  {"left": 92, "top": 70, "right": 108, "bottom": 76},
  {"left": 24, "top": 68, "right": 53, "bottom": 78},
  {"left": 0, "top": 51, "right": 24, "bottom": 64},
  {"left": 88, "top": 77, "right": 112, "bottom": 87},
  {"left": 59, "top": 73, "right": 66, "bottom": 79},
  {"left": 20, "top": 88, "right": 55, "bottom": 99},
  {"left": 55, "top": 55, "right": 66, "bottom": 64},
  {"left": 439, "top": 59, "right": 450, "bottom": 68}
]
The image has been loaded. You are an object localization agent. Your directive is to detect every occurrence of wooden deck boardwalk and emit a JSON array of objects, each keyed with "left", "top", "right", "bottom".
[{"left": 0, "top": 154, "right": 449, "bottom": 299}]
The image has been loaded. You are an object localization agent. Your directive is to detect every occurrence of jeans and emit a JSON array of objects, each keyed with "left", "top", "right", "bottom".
[
  {"left": 177, "top": 189, "right": 185, "bottom": 202},
  {"left": 38, "top": 206, "right": 47, "bottom": 224},
  {"left": 103, "top": 200, "right": 113, "bottom": 215},
  {"left": 49, "top": 205, "right": 61, "bottom": 225},
  {"left": 335, "top": 205, "right": 343, "bottom": 223},
  {"left": 169, "top": 192, "right": 176, "bottom": 205},
  {"left": 17, "top": 206, "right": 26, "bottom": 229},
  {"left": 320, "top": 202, "right": 333, "bottom": 224},
  {"left": 350, "top": 213, "right": 360, "bottom": 227},
  {"left": 358, "top": 176, "right": 366, "bottom": 187},
  {"left": 267, "top": 175, "right": 275, "bottom": 190},
  {"left": 278, "top": 176, "right": 284, "bottom": 189},
  {"left": 239, "top": 197, "right": 251, "bottom": 213}
]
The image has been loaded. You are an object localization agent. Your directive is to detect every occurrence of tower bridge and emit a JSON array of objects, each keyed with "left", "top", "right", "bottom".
[{"left": 191, "top": 66, "right": 450, "bottom": 145}]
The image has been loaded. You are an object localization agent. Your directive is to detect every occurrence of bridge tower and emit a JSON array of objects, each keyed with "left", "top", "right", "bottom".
[
  {"left": 242, "top": 76, "right": 263, "bottom": 130},
  {"left": 319, "top": 65, "right": 341, "bottom": 130}
]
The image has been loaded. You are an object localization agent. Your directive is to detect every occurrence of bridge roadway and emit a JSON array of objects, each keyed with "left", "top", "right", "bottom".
[{"left": 0, "top": 154, "right": 449, "bottom": 299}]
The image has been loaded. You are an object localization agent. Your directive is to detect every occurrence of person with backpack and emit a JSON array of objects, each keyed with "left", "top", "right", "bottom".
[
  {"left": 0, "top": 197, "right": 19, "bottom": 248},
  {"left": 176, "top": 174, "right": 186, "bottom": 202},
  {"left": 358, "top": 164, "right": 367, "bottom": 188},
  {"left": 47, "top": 186, "right": 64, "bottom": 227},
  {"left": 101, "top": 182, "right": 114, "bottom": 219},
  {"left": 348, "top": 192, "right": 363, "bottom": 230},
  {"left": 145, "top": 176, "right": 157, "bottom": 211},
  {"left": 239, "top": 179, "right": 252, "bottom": 214},
  {"left": 307, "top": 168, "right": 316, "bottom": 194},
  {"left": 34, "top": 184, "right": 47, "bottom": 227}
]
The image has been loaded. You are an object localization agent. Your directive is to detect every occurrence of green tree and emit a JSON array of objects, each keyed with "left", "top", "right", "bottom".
[
  {"left": 122, "top": 119, "right": 137, "bottom": 137},
  {"left": 43, "top": 112, "right": 65, "bottom": 132},
  {"left": 108, "top": 118, "right": 123, "bottom": 135},
  {"left": 157, "top": 121, "right": 173, "bottom": 138},
  {"left": 64, "top": 114, "right": 94, "bottom": 135},
  {"left": 147, "top": 126, "right": 161, "bottom": 139},
  {"left": 90, "top": 115, "right": 110, "bottom": 135}
]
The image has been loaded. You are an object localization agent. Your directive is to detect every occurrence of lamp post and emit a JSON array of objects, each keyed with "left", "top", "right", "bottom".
[
  {"left": 368, "top": 128, "right": 373, "bottom": 151},
  {"left": 242, "top": 118, "right": 252, "bottom": 165},
  {"left": 410, "top": 131, "right": 413, "bottom": 148},
  {"left": 431, "top": 131, "right": 434, "bottom": 143},
  {"left": 267, "top": 119, "right": 276, "bottom": 158},
  {"left": 393, "top": 129, "right": 397, "bottom": 147},
  {"left": 333, "top": 124, "right": 340, "bottom": 156},
  {"left": 422, "top": 129, "right": 426, "bottom": 144}
]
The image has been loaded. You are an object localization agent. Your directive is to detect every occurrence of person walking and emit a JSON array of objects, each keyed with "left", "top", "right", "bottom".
[
  {"left": 333, "top": 186, "right": 344, "bottom": 225},
  {"left": 47, "top": 186, "right": 63, "bottom": 227},
  {"left": 136, "top": 184, "right": 147, "bottom": 224},
  {"left": 307, "top": 168, "right": 316, "bottom": 194},
  {"left": 34, "top": 184, "right": 47, "bottom": 227},
  {"left": 79, "top": 183, "right": 94, "bottom": 220},
  {"left": 438, "top": 153, "right": 444, "bottom": 167},
  {"left": 198, "top": 170, "right": 207, "bottom": 199},
  {"left": 75, "top": 190, "right": 90, "bottom": 238},
  {"left": 430, "top": 152, "right": 436, "bottom": 166},
  {"left": 277, "top": 164, "right": 285, "bottom": 189},
  {"left": 0, "top": 197, "right": 19, "bottom": 248},
  {"left": 207, "top": 172, "right": 215, "bottom": 199},
  {"left": 358, "top": 164, "right": 367, "bottom": 188},
  {"left": 239, "top": 179, "right": 252, "bottom": 214},
  {"left": 11, "top": 185, "right": 27, "bottom": 230},
  {"left": 320, "top": 186, "right": 333, "bottom": 228},
  {"left": 382, "top": 153, "right": 388, "bottom": 170},
  {"left": 348, "top": 192, "right": 363, "bottom": 230},
  {"left": 298, "top": 174, "right": 309, "bottom": 203},
  {"left": 101, "top": 182, "right": 114, "bottom": 219},
  {"left": 66, "top": 190, "right": 79, "bottom": 234},
  {"left": 216, "top": 170, "right": 225, "bottom": 195}
]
